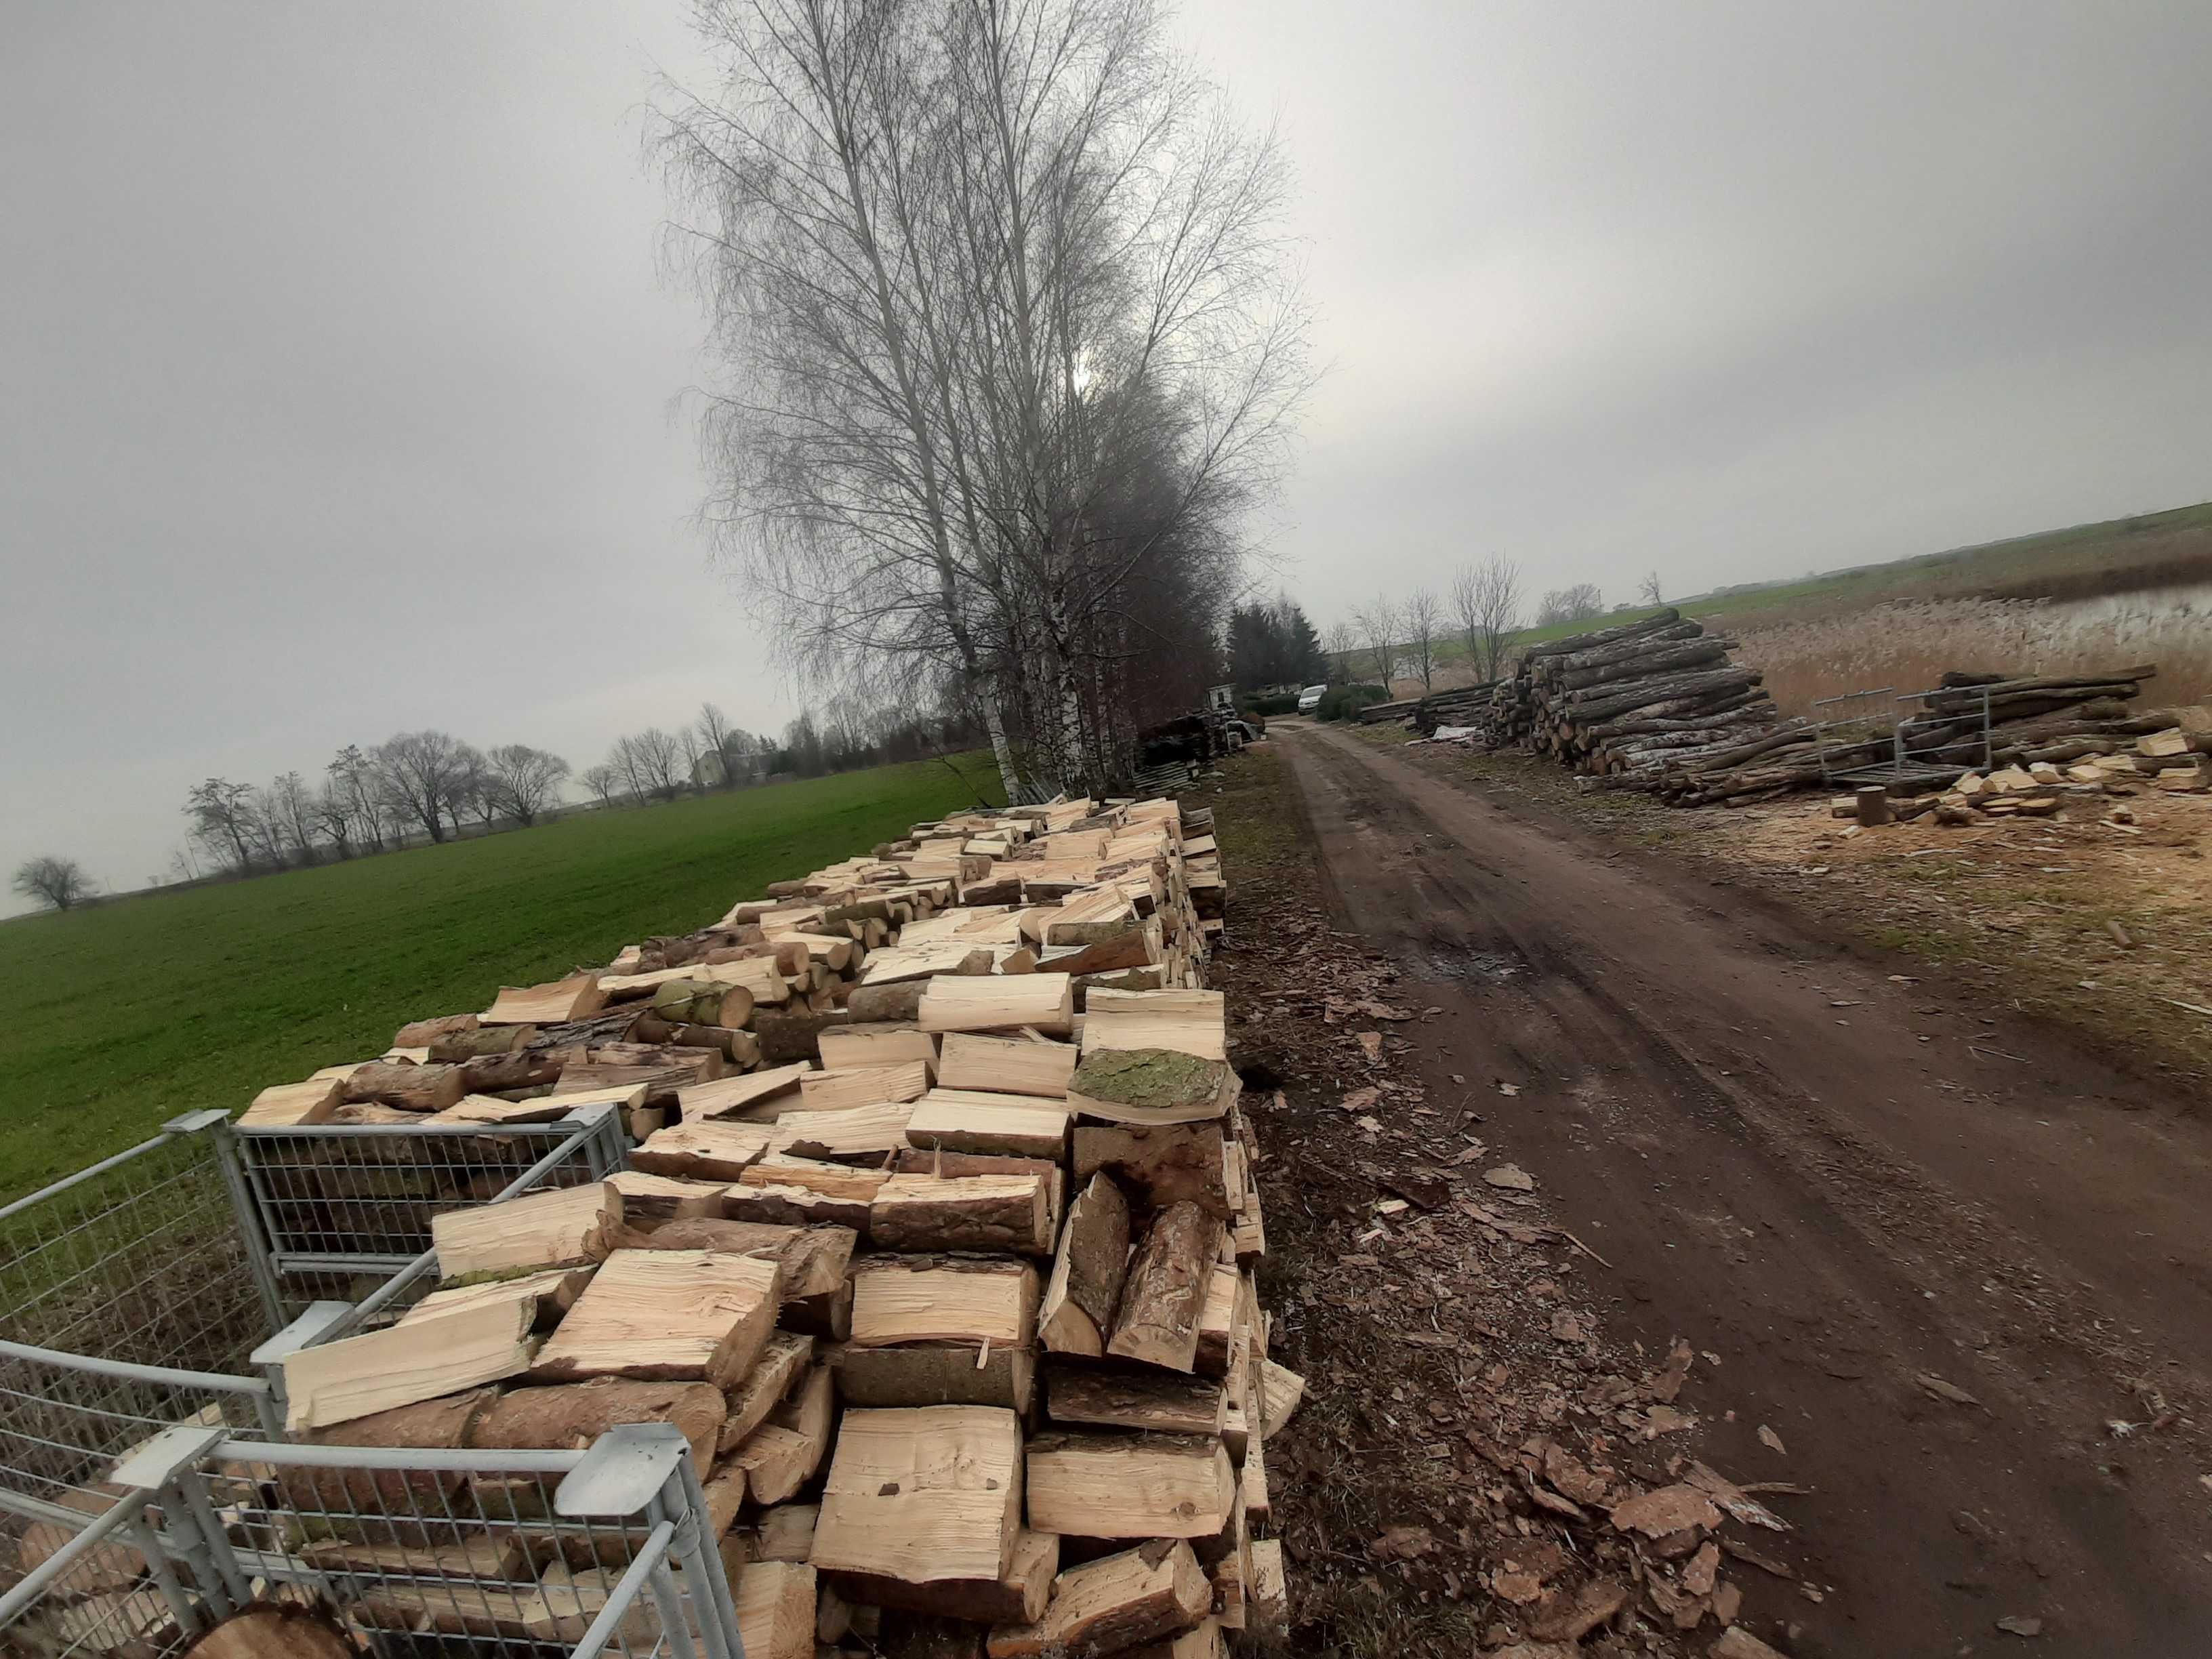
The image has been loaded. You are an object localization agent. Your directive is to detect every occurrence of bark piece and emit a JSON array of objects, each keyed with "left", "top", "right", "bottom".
[
  {"left": 1068, "top": 1049, "right": 1235, "bottom": 1126},
  {"left": 1044, "top": 1361, "right": 1225, "bottom": 1435},
  {"left": 830, "top": 1342, "right": 1037, "bottom": 1413},
  {"left": 1107, "top": 1202, "right": 1224, "bottom": 1372},
  {"left": 529, "top": 1248, "right": 783, "bottom": 1387},
  {"left": 343, "top": 1061, "right": 468, "bottom": 1113},
  {"left": 720, "top": 1332, "right": 818, "bottom": 1454}
]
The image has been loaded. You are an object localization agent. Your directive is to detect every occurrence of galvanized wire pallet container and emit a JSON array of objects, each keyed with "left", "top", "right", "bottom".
[{"left": 0, "top": 1109, "right": 747, "bottom": 1658}]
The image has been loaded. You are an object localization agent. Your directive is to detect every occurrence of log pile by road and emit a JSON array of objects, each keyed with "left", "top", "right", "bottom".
[
  {"left": 232, "top": 795, "right": 1290, "bottom": 1658},
  {"left": 1475, "top": 609, "right": 1785, "bottom": 786}
]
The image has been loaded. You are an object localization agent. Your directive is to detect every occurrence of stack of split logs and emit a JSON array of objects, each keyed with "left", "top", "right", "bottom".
[
  {"left": 237, "top": 794, "right": 1294, "bottom": 1659},
  {"left": 1481, "top": 609, "right": 1782, "bottom": 783}
]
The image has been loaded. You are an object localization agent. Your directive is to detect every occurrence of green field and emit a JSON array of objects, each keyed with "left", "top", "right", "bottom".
[{"left": 0, "top": 758, "right": 1002, "bottom": 1197}]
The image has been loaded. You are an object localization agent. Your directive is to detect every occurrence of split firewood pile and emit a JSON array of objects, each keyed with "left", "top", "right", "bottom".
[
  {"left": 1473, "top": 609, "right": 1786, "bottom": 789},
  {"left": 232, "top": 795, "right": 1292, "bottom": 1658}
]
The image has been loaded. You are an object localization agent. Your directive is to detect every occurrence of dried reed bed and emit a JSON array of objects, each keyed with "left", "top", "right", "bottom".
[{"left": 1734, "top": 589, "right": 2212, "bottom": 717}]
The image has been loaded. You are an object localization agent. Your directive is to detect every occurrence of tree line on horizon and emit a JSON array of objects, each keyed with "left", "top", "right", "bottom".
[{"left": 9, "top": 696, "right": 983, "bottom": 914}]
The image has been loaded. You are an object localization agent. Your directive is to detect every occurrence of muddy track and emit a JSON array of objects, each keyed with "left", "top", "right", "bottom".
[{"left": 1271, "top": 719, "right": 2212, "bottom": 1657}]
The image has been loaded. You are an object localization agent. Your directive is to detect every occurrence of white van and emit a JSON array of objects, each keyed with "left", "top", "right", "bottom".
[{"left": 1297, "top": 684, "right": 1327, "bottom": 714}]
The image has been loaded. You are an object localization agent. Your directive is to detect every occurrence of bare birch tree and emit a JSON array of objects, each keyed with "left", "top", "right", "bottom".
[{"left": 1451, "top": 555, "right": 1522, "bottom": 681}]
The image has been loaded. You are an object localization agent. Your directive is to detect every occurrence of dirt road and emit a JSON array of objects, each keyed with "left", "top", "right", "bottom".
[{"left": 1271, "top": 718, "right": 2212, "bottom": 1657}]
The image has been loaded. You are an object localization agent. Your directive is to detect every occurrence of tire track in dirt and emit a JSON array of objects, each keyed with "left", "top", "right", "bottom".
[{"left": 1273, "top": 718, "right": 2212, "bottom": 1658}]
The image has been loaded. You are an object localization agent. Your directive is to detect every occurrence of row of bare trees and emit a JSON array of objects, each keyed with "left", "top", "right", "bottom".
[
  {"left": 176, "top": 735, "right": 574, "bottom": 880},
  {"left": 1320, "top": 556, "right": 1529, "bottom": 696},
  {"left": 660, "top": 0, "right": 1310, "bottom": 800}
]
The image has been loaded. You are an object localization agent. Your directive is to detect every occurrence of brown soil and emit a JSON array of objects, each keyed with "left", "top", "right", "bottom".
[{"left": 1211, "top": 722, "right": 2212, "bottom": 1658}]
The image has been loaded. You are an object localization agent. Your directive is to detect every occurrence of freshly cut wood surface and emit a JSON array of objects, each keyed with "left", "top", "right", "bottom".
[
  {"left": 918, "top": 973, "right": 1075, "bottom": 1036},
  {"left": 1078, "top": 989, "right": 1225, "bottom": 1061},
  {"left": 401, "top": 1265, "right": 593, "bottom": 1330},
  {"left": 830, "top": 1342, "right": 1036, "bottom": 1413},
  {"left": 906, "top": 1091, "right": 1072, "bottom": 1161},
  {"left": 813, "top": 1406, "right": 1025, "bottom": 1585},
  {"left": 607, "top": 1169, "right": 729, "bottom": 1222},
  {"left": 828, "top": 1529, "right": 1059, "bottom": 1628},
  {"left": 1247, "top": 1538, "right": 1286, "bottom": 1628},
  {"left": 1044, "top": 1362, "right": 1225, "bottom": 1435},
  {"left": 745, "top": 1502, "right": 819, "bottom": 1563},
  {"left": 296, "top": 1530, "right": 529, "bottom": 1583},
  {"left": 283, "top": 1300, "right": 537, "bottom": 1431},
  {"left": 849, "top": 1256, "right": 1038, "bottom": 1348},
  {"left": 819, "top": 1025, "right": 941, "bottom": 1075},
  {"left": 937, "top": 1033, "right": 1079, "bottom": 1098},
  {"left": 1038, "top": 1172, "right": 1132, "bottom": 1358},
  {"left": 531, "top": 1248, "right": 782, "bottom": 1387},
  {"left": 1025, "top": 1432, "right": 1236, "bottom": 1540},
  {"left": 870, "top": 1173, "right": 1053, "bottom": 1256},
  {"left": 1107, "top": 1202, "right": 1224, "bottom": 1372},
  {"left": 770, "top": 1100, "right": 916, "bottom": 1162},
  {"left": 1259, "top": 1359, "right": 1306, "bottom": 1435},
  {"left": 239, "top": 1077, "right": 342, "bottom": 1128},
  {"left": 986, "top": 1539, "right": 1209, "bottom": 1659},
  {"left": 433, "top": 1091, "right": 586, "bottom": 1126},
  {"left": 720, "top": 1331, "right": 816, "bottom": 1452},
  {"left": 1193, "top": 1267, "right": 1245, "bottom": 1380},
  {"left": 733, "top": 1364, "right": 834, "bottom": 1503},
  {"left": 430, "top": 1181, "right": 621, "bottom": 1279},
  {"left": 485, "top": 974, "right": 607, "bottom": 1025},
  {"left": 798, "top": 1061, "right": 933, "bottom": 1113},
  {"left": 1073, "top": 1123, "right": 1229, "bottom": 1216},
  {"left": 861, "top": 941, "right": 998, "bottom": 986},
  {"left": 1067, "top": 1049, "right": 1233, "bottom": 1126},
  {"left": 472, "top": 1377, "right": 726, "bottom": 1473},
  {"left": 679, "top": 1062, "right": 814, "bottom": 1122},
  {"left": 630, "top": 1120, "right": 775, "bottom": 1181}
]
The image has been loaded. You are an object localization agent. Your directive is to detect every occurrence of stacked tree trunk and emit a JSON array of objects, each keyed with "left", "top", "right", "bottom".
[
  {"left": 234, "top": 794, "right": 1293, "bottom": 1658},
  {"left": 1479, "top": 610, "right": 1785, "bottom": 783},
  {"left": 1357, "top": 680, "right": 1500, "bottom": 729},
  {"left": 1626, "top": 665, "right": 2171, "bottom": 809}
]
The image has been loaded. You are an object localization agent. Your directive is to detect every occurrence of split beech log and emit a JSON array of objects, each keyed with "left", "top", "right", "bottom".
[
  {"left": 906, "top": 1091, "right": 1072, "bottom": 1161},
  {"left": 1107, "top": 1203, "right": 1223, "bottom": 1372},
  {"left": 733, "top": 1365, "right": 834, "bottom": 1504},
  {"left": 1044, "top": 1361, "right": 1225, "bottom": 1436},
  {"left": 470, "top": 1378, "right": 726, "bottom": 1474},
  {"left": 818, "top": 1025, "right": 941, "bottom": 1074},
  {"left": 632, "top": 1218, "right": 854, "bottom": 1323},
  {"left": 392, "top": 1012, "right": 479, "bottom": 1048},
  {"left": 985, "top": 1540, "right": 1210, "bottom": 1659},
  {"left": 741, "top": 1155, "right": 890, "bottom": 1202},
  {"left": 485, "top": 975, "right": 607, "bottom": 1025},
  {"left": 745, "top": 1502, "right": 819, "bottom": 1564},
  {"left": 718, "top": 1332, "right": 817, "bottom": 1453},
  {"left": 607, "top": 1170, "right": 728, "bottom": 1223},
  {"left": 798, "top": 1061, "right": 933, "bottom": 1114},
  {"left": 1038, "top": 1173, "right": 1132, "bottom": 1357},
  {"left": 1079, "top": 990, "right": 1227, "bottom": 1062},
  {"left": 827, "top": 1530, "right": 1059, "bottom": 1629},
  {"left": 284, "top": 1300, "right": 537, "bottom": 1431},
  {"left": 1259, "top": 1360, "right": 1306, "bottom": 1435},
  {"left": 1071, "top": 1124, "right": 1229, "bottom": 1217},
  {"left": 849, "top": 1256, "right": 1039, "bottom": 1348},
  {"left": 812, "top": 1406, "right": 1026, "bottom": 1586},
  {"left": 870, "top": 1173, "right": 1054, "bottom": 1256},
  {"left": 240, "top": 1078, "right": 342, "bottom": 1128},
  {"left": 937, "top": 1033, "right": 1080, "bottom": 1098},
  {"left": 1025, "top": 1433, "right": 1236, "bottom": 1540},
  {"left": 733, "top": 1561, "right": 818, "bottom": 1659},
  {"left": 1067, "top": 1049, "right": 1233, "bottom": 1126},
  {"left": 770, "top": 1101, "right": 916, "bottom": 1163},
  {"left": 630, "top": 1121, "right": 774, "bottom": 1181},
  {"left": 280, "top": 1388, "right": 493, "bottom": 1513},
  {"left": 454, "top": 1050, "right": 567, "bottom": 1095},
  {"left": 430, "top": 1181, "right": 621, "bottom": 1279},
  {"left": 680, "top": 1062, "right": 814, "bottom": 1122},
  {"left": 828, "top": 1343, "right": 1036, "bottom": 1413},
  {"left": 530, "top": 1249, "right": 782, "bottom": 1387},
  {"left": 343, "top": 1061, "right": 468, "bottom": 1113},
  {"left": 428, "top": 1023, "right": 535, "bottom": 1061},
  {"left": 918, "top": 974, "right": 1076, "bottom": 1037},
  {"left": 752, "top": 1008, "right": 853, "bottom": 1063},
  {"left": 844, "top": 981, "right": 930, "bottom": 1025},
  {"left": 401, "top": 1265, "right": 594, "bottom": 1332},
  {"left": 722, "top": 1182, "right": 873, "bottom": 1231}
]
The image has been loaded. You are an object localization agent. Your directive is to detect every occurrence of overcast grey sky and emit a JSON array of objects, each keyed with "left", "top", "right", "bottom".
[{"left": 6, "top": 2, "right": 2210, "bottom": 907}]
